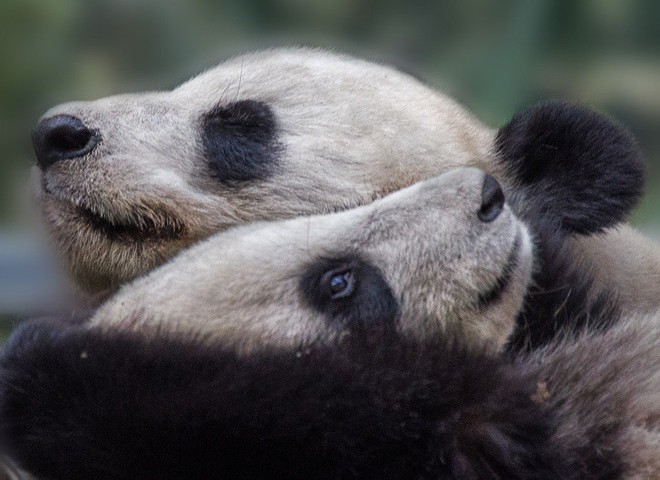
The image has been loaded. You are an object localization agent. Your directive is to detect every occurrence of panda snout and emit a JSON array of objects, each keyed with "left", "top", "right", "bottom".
[
  {"left": 478, "top": 174, "right": 505, "bottom": 222},
  {"left": 32, "top": 114, "right": 99, "bottom": 170}
]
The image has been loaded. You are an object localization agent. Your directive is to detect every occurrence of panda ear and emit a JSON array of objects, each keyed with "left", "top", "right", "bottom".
[{"left": 495, "top": 101, "right": 646, "bottom": 234}]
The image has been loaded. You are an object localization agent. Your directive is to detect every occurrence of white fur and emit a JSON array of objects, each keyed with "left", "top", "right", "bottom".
[
  {"left": 35, "top": 47, "right": 659, "bottom": 315},
  {"left": 90, "top": 169, "right": 534, "bottom": 352}
]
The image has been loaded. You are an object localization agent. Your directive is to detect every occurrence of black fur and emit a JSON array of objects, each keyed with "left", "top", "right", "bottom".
[
  {"left": 202, "top": 100, "right": 280, "bottom": 183},
  {"left": 1, "top": 101, "right": 645, "bottom": 479},
  {"left": 0, "top": 319, "right": 584, "bottom": 480},
  {"left": 497, "top": 102, "right": 642, "bottom": 348},
  {"left": 299, "top": 256, "right": 399, "bottom": 333},
  {"left": 496, "top": 101, "right": 646, "bottom": 234},
  {"left": 508, "top": 218, "right": 619, "bottom": 351}
]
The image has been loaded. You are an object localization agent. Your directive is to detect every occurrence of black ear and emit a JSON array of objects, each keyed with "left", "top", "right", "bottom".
[{"left": 495, "top": 101, "right": 646, "bottom": 234}]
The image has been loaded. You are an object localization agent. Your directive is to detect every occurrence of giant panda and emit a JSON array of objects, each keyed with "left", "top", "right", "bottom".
[
  {"left": 85, "top": 168, "right": 536, "bottom": 352},
  {"left": 31, "top": 48, "right": 657, "bottom": 314},
  {"left": 1, "top": 149, "right": 656, "bottom": 478}
]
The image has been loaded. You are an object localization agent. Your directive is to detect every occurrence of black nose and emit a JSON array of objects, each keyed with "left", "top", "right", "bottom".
[
  {"left": 478, "top": 174, "right": 505, "bottom": 222},
  {"left": 32, "top": 115, "right": 99, "bottom": 170}
]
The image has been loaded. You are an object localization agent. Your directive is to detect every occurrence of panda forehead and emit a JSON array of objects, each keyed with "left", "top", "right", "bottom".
[
  {"left": 173, "top": 48, "right": 423, "bottom": 107},
  {"left": 43, "top": 48, "right": 465, "bottom": 141}
]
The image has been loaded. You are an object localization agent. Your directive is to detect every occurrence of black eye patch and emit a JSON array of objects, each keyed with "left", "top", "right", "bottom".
[
  {"left": 299, "top": 257, "right": 399, "bottom": 333},
  {"left": 202, "top": 100, "right": 280, "bottom": 183}
]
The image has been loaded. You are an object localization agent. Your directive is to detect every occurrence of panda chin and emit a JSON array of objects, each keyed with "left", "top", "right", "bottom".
[
  {"left": 75, "top": 203, "right": 184, "bottom": 243},
  {"left": 476, "top": 229, "right": 525, "bottom": 309},
  {"left": 42, "top": 186, "right": 185, "bottom": 245},
  {"left": 39, "top": 188, "right": 192, "bottom": 294}
]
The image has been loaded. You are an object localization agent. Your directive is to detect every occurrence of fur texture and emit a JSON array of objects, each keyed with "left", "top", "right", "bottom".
[
  {"left": 0, "top": 319, "right": 594, "bottom": 480},
  {"left": 496, "top": 101, "right": 645, "bottom": 235},
  {"left": 32, "top": 49, "right": 658, "bottom": 318},
  {"left": 79, "top": 154, "right": 635, "bottom": 353},
  {"left": 508, "top": 220, "right": 619, "bottom": 351},
  {"left": 1, "top": 157, "right": 653, "bottom": 477},
  {"left": 82, "top": 106, "right": 646, "bottom": 353},
  {"left": 202, "top": 100, "right": 281, "bottom": 183},
  {"left": 518, "top": 314, "right": 660, "bottom": 479},
  {"left": 18, "top": 62, "right": 657, "bottom": 477},
  {"left": 86, "top": 170, "right": 536, "bottom": 352},
  {"left": 3, "top": 308, "right": 659, "bottom": 479}
]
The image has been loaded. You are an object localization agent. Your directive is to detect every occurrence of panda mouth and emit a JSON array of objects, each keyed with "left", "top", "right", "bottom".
[
  {"left": 41, "top": 176, "right": 186, "bottom": 243},
  {"left": 475, "top": 232, "right": 521, "bottom": 308},
  {"left": 75, "top": 203, "right": 185, "bottom": 243}
]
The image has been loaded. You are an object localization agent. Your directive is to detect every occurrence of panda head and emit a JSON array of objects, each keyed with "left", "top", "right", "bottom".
[
  {"left": 32, "top": 48, "right": 645, "bottom": 293},
  {"left": 88, "top": 168, "right": 533, "bottom": 351},
  {"left": 89, "top": 144, "right": 637, "bottom": 353}
]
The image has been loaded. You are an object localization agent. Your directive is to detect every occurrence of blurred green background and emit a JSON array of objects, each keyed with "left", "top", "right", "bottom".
[{"left": 0, "top": 0, "right": 659, "bottom": 329}]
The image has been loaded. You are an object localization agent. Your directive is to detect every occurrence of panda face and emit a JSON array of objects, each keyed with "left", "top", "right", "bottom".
[
  {"left": 89, "top": 168, "right": 533, "bottom": 352},
  {"left": 33, "top": 48, "right": 644, "bottom": 297},
  {"left": 33, "top": 48, "right": 497, "bottom": 293}
]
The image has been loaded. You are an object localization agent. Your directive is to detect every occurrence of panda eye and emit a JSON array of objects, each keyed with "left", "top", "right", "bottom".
[
  {"left": 322, "top": 268, "right": 355, "bottom": 299},
  {"left": 300, "top": 257, "right": 399, "bottom": 330},
  {"left": 201, "top": 99, "right": 280, "bottom": 183}
]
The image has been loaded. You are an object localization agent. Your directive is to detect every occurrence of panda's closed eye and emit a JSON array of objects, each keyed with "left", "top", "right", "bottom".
[{"left": 201, "top": 99, "right": 280, "bottom": 183}]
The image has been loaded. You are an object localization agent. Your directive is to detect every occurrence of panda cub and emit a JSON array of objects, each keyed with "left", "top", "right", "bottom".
[
  {"left": 1, "top": 150, "right": 655, "bottom": 478},
  {"left": 88, "top": 168, "right": 535, "bottom": 352},
  {"left": 32, "top": 48, "right": 657, "bottom": 315}
]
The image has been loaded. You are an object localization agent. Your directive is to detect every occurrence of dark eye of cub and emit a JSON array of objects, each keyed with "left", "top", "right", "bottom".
[
  {"left": 299, "top": 256, "right": 399, "bottom": 332},
  {"left": 201, "top": 99, "right": 280, "bottom": 183},
  {"left": 323, "top": 269, "right": 355, "bottom": 299}
]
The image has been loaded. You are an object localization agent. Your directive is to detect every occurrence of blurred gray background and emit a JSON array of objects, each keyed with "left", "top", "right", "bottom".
[{"left": 0, "top": 0, "right": 659, "bottom": 333}]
